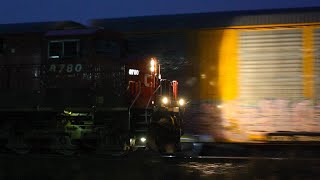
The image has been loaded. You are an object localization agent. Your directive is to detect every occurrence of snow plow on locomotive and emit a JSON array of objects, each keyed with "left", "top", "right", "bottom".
[{"left": 0, "top": 26, "right": 185, "bottom": 154}]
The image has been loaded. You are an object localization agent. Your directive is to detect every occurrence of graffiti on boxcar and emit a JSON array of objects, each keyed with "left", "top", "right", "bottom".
[{"left": 220, "top": 99, "right": 320, "bottom": 141}]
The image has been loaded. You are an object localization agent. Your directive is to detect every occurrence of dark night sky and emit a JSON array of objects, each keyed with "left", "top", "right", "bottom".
[{"left": 1, "top": 0, "right": 320, "bottom": 24}]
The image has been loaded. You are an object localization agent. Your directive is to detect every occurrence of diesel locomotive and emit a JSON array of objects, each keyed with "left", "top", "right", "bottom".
[{"left": 0, "top": 23, "right": 185, "bottom": 154}]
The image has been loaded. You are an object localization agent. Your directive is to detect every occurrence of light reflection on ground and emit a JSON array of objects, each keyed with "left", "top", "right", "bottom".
[
  {"left": 2, "top": 152, "right": 320, "bottom": 179},
  {"left": 179, "top": 162, "right": 247, "bottom": 176}
]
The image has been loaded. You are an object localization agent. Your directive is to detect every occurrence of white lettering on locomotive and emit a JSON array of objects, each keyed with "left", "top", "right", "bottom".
[
  {"left": 49, "top": 64, "right": 83, "bottom": 73},
  {"left": 49, "top": 64, "right": 56, "bottom": 72},
  {"left": 66, "top": 64, "right": 73, "bottom": 73},
  {"left": 75, "top": 64, "right": 82, "bottom": 72},
  {"left": 128, "top": 69, "right": 139, "bottom": 75},
  {"left": 59, "top": 64, "right": 65, "bottom": 73}
]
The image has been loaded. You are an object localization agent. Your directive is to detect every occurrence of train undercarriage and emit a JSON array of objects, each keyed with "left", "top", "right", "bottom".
[{"left": 0, "top": 107, "right": 182, "bottom": 155}]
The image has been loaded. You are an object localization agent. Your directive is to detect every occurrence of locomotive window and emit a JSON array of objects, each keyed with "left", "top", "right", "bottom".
[
  {"left": 49, "top": 42, "right": 63, "bottom": 58},
  {"left": 48, "top": 40, "right": 80, "bottom": 59}
]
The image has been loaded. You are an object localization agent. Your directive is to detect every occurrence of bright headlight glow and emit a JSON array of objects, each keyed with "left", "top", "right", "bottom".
[
  {"left": 140, "top": 137, "right": 147, "bottom": 143},
  {"left": 178, "top": 99, "right": 185, "bottom": 106},
  {"left": 150, "top": 58, "right": 155, "bottom": 66},
  {"left": 150, "top": 58, "right": 156, "bottom": 72},
  {"left": 162, "top": 97, "right": 169, "bottom": 105}
]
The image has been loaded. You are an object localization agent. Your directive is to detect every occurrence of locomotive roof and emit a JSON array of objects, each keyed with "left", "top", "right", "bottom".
[
  {"left": 0, "top": 21, "right": 86, "bottom": 35},
  {"left": 90, "top": 6, "right": 320, "bottom": 32},
  {"left": 45, "top": 28, "right": 99, "bottom": 37}
]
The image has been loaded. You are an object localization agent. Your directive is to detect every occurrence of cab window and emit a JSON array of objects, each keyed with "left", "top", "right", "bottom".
[{"left": 48, "top": 40, "right": 80, "bottom": 59}]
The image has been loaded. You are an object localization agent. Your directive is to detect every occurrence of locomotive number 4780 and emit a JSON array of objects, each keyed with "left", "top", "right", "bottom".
[{"left": 49, "top": 64, "right": 83, "bottom": 73}]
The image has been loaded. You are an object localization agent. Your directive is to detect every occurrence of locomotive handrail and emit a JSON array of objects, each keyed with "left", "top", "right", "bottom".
[
  {"left": 145, "top": 82, "right": 162, "bottom": 123},
  {"left": 128, "top": 81, "right": 141, "bottom": 131}
]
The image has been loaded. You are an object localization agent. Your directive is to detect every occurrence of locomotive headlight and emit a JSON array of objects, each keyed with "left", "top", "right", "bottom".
[
  {"left": 161, "top": 97, "right": 169, "bottom": 105},
  {"left": 140, "top": 137, "right": 147, "bottom": 143},
  {"left": 150, "top": 66, "right": 155, "bottom": 72},
  {"left": 178, "top": 98, "right": 186, "bottom": 106},
  {"left": 150, "top": 58, "right": 156, "bottom": 66},
  {"left": 150, "top": 58, "right": 156, "bottom": 72}
]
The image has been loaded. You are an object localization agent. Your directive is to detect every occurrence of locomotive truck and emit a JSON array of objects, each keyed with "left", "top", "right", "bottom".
[{"left": 0, "top": 23, "right": 185, "bottom": 154}]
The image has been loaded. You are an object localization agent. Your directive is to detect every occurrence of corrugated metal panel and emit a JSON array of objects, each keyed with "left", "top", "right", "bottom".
[
  {"left": 232, "top": 11, "right": 320, "bottom": 27},
  {"left": 314, "top": 28, "right": 320, "bottom": 102},
  {"left": 313, "top": 28, "right": 320, "bottom": 124},
  {"left": 239, "top": 29, "right": 303, "bottom": 102}
]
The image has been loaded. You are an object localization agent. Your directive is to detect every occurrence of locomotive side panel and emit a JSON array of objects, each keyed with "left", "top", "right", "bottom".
[
  {"left": 0, "top": 34, "right": 43, "bottom": 65},
  {"left": 43, "top": 64, "right": 127, "bottom": 109},
  {"left": 43, "top": 31, "right": 127, "bottom": 110},
  {"left": 0, "top": 34, "right": 43, "bottom": 108}
]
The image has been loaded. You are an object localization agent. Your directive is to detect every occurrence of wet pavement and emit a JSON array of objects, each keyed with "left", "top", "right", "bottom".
[{"left": 1, "top": 150, "right": 320, "bottom": 180}]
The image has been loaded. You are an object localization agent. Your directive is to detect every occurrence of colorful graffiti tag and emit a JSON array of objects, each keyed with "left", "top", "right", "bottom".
[
  {"left": 221, "top": 99, "right": 320, "bottom": 141},
  {"left": 183, "top": 100, "right": 320, "bottom": 142}
]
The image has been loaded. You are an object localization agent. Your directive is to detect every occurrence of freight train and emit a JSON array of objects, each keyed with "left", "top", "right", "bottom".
[
  {"left": 0, "top": 22, "right": 185, "bottom": 154},
  {"left": 91, "top": 8, "right": 320, "bottom": 144}
]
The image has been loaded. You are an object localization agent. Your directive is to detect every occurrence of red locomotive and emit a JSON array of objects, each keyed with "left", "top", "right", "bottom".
[{"left": 0, "top": 22, "right": 185, "bottom": 154}]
